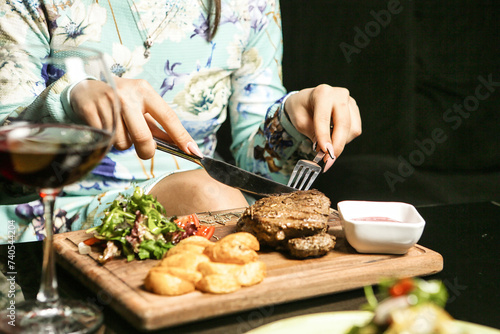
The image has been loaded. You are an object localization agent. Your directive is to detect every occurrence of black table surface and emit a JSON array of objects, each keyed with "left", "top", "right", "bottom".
[{"left": 1, "top": 200, "right": 499, "bottom": 333}]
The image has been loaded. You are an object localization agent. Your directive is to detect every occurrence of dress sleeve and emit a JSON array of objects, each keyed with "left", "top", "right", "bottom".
[
  {"left": 0, "top": 1, "right": 81, "bottom": 125},
  {"left": 228, "top": 0, "right": 314, "bottom": 184}
]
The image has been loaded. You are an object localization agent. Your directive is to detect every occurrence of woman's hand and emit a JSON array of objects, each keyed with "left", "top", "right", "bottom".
[
  {"left": 284, "top": 84, "right": 362, "bottom": 171},
  {"left": 70, "top": 77, "right": 203, "bottom": 159}
]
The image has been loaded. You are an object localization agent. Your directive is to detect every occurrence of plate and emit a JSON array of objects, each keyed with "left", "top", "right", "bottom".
[{"left": 246, "top": 311, "right": 500, "bottom": 334}]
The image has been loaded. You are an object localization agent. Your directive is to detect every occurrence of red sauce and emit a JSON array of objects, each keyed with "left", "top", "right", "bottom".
[{"left": 352, "top": 216, "right": 402, "bottom": 223}]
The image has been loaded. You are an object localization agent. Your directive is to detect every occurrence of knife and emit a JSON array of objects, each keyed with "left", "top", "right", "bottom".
[{"left": 154, "top": 138, "right": 297, "bottom": 196}]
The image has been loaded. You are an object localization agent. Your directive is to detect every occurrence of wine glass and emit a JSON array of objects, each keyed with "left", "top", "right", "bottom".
[{"left": 0, "top": 45, "right": 119, "bottom": 333}]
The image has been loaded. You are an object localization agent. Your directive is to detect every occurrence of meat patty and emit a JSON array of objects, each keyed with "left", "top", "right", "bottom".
[
  {"left": 236, "top": 189, "right": 331, "bottom": 251},
  {"left": 288, "top": 233, "right": 336, "bottom": 258}
]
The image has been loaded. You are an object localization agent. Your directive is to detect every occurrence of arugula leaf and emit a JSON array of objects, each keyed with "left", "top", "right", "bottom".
[{"left": 137, "top": 239, "right": 174, "bottom": 260}]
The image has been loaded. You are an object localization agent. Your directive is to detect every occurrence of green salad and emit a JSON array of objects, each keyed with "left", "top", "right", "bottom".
[
  {"left": 347, "top": 277, "right": 464, "bottom": 334},
  {"left": 85, "top": 187, "right": 183, "bottom": 262}
]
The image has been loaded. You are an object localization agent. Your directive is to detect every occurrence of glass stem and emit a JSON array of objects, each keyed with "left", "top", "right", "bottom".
[{"left": 36, "top": 188, "right": 61, "bottom": 304}]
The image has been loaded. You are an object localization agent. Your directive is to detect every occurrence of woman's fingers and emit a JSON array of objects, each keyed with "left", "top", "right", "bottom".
[
  {"left": 113, "top": 114, "right": 133, "bottom": 151},
  {"left": 311, "top": 86, "right": 350, "bottom": 157},
  {"left": 116, "top": 80, "right": 156, "bottom": 159},
  {"left": 113, "top": 78, "right": 202, "bottom": 158},
  {"left": 327, "top": 88, "right": 351, "bottom": 159},
  {"left": 145, "top": 114, "right": 172, "bottom": 142},
  {"left": 346, "top": 96, "right": 362, "bottom": 143},
  {"left": 285, "top": 84, "right": 362, "bottom": 172},
  {"left": 95, "top": 88, "right": 118, "bottom": 133},
  {"left": 138, "top": 80, "right": 202, "bottom": 157}
]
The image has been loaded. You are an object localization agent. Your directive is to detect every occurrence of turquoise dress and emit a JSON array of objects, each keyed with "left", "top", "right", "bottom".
[{"left": 0, "top": 0, "right": 314, "bottom": 243}]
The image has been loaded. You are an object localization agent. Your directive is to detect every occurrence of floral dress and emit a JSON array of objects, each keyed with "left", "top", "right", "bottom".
[{"left": 0, "top": 0, "right": 314, "bottom": 243}]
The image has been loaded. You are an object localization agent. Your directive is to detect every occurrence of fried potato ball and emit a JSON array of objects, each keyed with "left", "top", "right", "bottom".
[
  {"left": 195, "top": 274, "right": 241, "bottom": 294},
  {"left": 160, "top": 252, "right": 210, "bottom": 271},
  {"left": 197, "top": 260, "right": 266, "bottom": 287},
  {"left": 197, "top": 261, "right": 241, "bottom": 276},
  {"left": 176, "top": 235, "right": 214, "bottom": 248},
  {"left": 166, "top": 266, "right": 203, "bottom": 284},
  {"left": 144, "top": 267, "right": 195, "bottom": 296},
  {"left": 220, "top": 232, "right": 260, "bottom": 250},
  {"left": 236, "top": 261, "right": 266, "bottom": 287},
  {"left": 166, "top": 243, "right": 206, "bottom": 257},
  {"left": 204, "top": 232, "right": 259, "bottom": 264}
]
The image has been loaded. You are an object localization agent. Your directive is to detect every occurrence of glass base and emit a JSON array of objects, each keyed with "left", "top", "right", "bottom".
[{"left": 0, "top": 299, "right": 103, "bottom": 334}]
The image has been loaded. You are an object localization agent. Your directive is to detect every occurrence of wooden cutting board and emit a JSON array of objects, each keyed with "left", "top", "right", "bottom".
[{"left": 53, "top": 209, "right": 443, "bottom": 331}]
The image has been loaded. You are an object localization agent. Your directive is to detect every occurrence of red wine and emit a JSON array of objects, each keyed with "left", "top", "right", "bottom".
[{"left": 0, "top": 124, "right": 112, "bottom": 189}]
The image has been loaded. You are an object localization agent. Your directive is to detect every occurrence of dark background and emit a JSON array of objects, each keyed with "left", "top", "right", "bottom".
[{"left": 219, "top": 0, "right": 500, "bottom": 206}]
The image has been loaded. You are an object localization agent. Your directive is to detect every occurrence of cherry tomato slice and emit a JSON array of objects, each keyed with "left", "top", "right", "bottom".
[
  {"left": 389, "top": 278, "right": 415, "bottom": 297},
  {"left": 174, "top": 214, "right": 214, "bottom": 239},
  {"left": 83, "top": 237, "right": 102, "bottom": 246},
  {"left": 174, "top": 213, "right": 200, "bottom": 229},
  {"left": 196, "top": 225, "right": 215, "bottom": 239}
]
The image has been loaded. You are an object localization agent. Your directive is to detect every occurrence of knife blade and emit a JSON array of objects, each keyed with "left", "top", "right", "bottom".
[{"left": 154, "top": 138, "right": 297, "bottom": 196}]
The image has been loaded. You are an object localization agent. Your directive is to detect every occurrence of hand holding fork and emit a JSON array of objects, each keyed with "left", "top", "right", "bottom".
[{"left": 283, "top": 86, "right": 361, "bottom": 190}]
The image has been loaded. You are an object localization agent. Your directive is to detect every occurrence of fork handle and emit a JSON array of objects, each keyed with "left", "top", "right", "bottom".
[
  {"left": 313, "top": 151, "right": 326, "bottom": 164},
  {"left": 153, "top": 137, "right": 203, "bottom": 166}
]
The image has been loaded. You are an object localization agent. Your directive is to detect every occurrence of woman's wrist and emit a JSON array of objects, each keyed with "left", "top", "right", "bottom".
[
  {"left": 60, "top": 76, "right": 97, "bottom": 123},
  {"left": 281, "top": 90, "right": 299, "bottom": 122},
  {"left": 277, "top": 91, "right": 307, "bottom": 142}
]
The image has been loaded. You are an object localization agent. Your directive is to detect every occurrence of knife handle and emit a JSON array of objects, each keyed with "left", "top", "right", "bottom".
[{"left": 153, "top": 137, "right": 203, "bottom": 166}]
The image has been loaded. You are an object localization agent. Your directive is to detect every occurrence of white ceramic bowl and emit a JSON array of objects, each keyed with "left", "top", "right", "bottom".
[{"left": 337, "top": 200, "right": 425, "bottom": 254}]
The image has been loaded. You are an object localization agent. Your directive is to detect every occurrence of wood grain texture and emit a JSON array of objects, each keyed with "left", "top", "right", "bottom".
[{"left": 53, "top": 209, "right": 443, "bottom": 331}]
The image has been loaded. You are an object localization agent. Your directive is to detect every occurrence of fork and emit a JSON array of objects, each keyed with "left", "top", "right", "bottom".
[{"left": 287, "top": 151, "right": 326, "bottom": 190}]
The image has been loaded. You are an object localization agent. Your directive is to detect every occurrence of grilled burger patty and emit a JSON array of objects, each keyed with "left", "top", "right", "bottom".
[
  {"left": 236, "top": 190, "right": 335, "bottom": 258},
  {"left": 288, "top": 233, "right": 336, "bottom": 258}
]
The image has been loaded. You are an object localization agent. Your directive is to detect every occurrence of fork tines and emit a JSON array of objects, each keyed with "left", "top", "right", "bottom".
[{"left": 287, "top": 151, "right": 325, "bottom": 190}]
